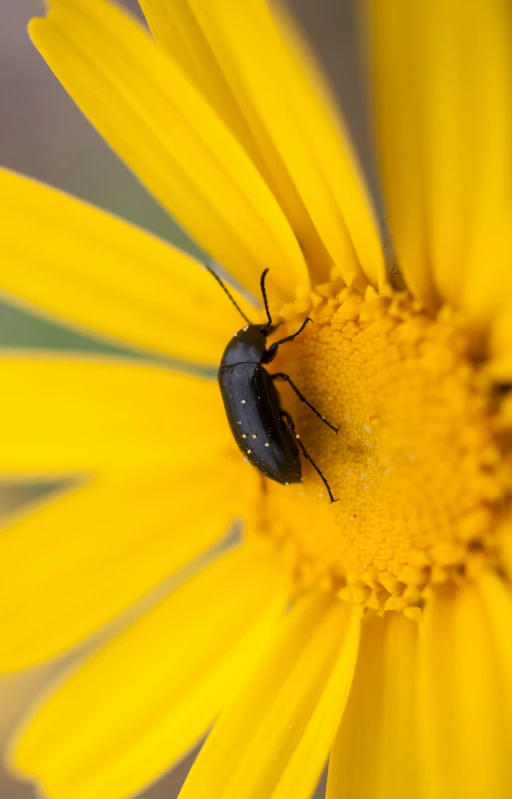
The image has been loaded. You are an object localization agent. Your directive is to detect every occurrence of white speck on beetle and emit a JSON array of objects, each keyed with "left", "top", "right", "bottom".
[
  {"left": 243, "top": 457, "right": 248, "bottom": 462},
  {"left": 363, "top": 424, "right": 372, "bottom": 433},
  {"left": 237, "top": 421, "right": 241, "bottom": 424},
  {"left": 233, "top": 332, "right": 237, "bottom": 337},
  {"left": 322, "top": 416, "right": 326, "bottom": 420},
  {"left": 241, "top": 399, "right": 246, "bottom": 404},
  {"left": 242, "top": 434, "right": 247, "bottom": 439},
  {"left": 247, "top": 449, "right": 252, "bottom": 454},
  {"left": 285, "top": 482, "right": 289, "bottom": 486},
  {"left": 243, "top": 326, "right": 249, "bottom": 331},
  {"left": 252, "top": 434, "right": 257, "bottom": 439},
  {"left": 296, "top": 434, "right": 300, "bottom": 439},
  {"left": 264, "top": 442, "right": 270, "bottom": 447}
]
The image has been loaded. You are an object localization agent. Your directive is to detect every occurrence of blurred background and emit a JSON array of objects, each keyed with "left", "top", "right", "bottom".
[{"left": 0, "top": 1, "right": 372, "bottom": 796}]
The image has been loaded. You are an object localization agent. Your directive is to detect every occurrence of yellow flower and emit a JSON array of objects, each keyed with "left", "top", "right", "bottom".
[{"left": 1, "top": 0, "right": 512, "bottom": 797}]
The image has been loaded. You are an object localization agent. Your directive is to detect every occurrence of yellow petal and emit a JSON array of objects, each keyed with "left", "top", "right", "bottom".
[
  {"left": 0, "top": 356, "right": 250, "bottom": 668},
  {"left": 327, "top": 612, "right": 419, "bottom": 799},
  {"left": 0, "top": 168, "right": 255, "bottom": 365},
  {"left": 30, "top": 0, "right": 308, "bottom": 303},
  {"left": 418, "top": 582, "right": 512, "bottom": 799},
  {"left": 477, "top": 571, "right": 512, "bottom": 715},
  {"left": 138, "top": 0, "right": 261, "bottom": 173},
  {"left": 0, "top": 356, "right": 228, "bottom": 473},
  {"left": 366, "top": 0, "right": 512, "bottom": 312},
  {"left": 0, "top": 464, "right": 253, "bottom": 670},
  {"left": 273, "top": 5, "right": 387, "bottom": 292},
  {"left": 11, "top": 544, "right": 289, "bottom": 799},
  {"left": 179, "top": 593, "right": 359, "bottom": 799},
  {"left": 157, "top": 0, "right": 385, "bottom": 289}
]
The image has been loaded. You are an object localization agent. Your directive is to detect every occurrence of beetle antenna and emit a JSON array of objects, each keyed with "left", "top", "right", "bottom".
[
  {"left": 205, "top": 265, "right": 252, "bottom": 325},
  {"left": 260, "top": 268, "right": 273, "bottom": 326}
]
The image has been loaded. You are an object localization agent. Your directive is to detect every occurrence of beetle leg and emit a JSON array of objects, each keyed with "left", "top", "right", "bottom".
[
  {"left": 272, "top": 373, "right": 339, "bottom": 434},
  {"left": 264, "top": 317, "right": 312, "bottom": 362},
  {"left": 281, "top": 411, "right": 339, "bottom": 504}
]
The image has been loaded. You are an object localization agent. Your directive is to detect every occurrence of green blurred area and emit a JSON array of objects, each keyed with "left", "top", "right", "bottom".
[{"left": 0, "top": 299, "right": 135, "bottom": 354}]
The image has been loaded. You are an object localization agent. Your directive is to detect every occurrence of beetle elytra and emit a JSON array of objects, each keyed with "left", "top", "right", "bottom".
[{"left": 207, "top": 266, "right": 339, "bottom": 503}]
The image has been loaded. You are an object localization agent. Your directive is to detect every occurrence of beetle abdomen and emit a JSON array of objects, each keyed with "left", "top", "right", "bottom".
[{"left": 219, "top": 363, "right": 302, "bottom": 484}]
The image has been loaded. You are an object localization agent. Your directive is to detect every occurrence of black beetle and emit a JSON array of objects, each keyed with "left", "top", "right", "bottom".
[{"left": 207, "top": 266, "right": 339, "bottom": 503}]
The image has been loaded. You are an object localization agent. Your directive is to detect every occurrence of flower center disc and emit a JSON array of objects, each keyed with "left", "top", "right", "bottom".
[{"left": 259, "top": 288, "right": 509, "bottom": 614}]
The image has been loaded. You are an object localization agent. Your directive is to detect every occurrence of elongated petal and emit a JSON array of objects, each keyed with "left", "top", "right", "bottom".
[
  {"left": 0, "top": 356, "right": 228, "bottom": 473},
  {"left": 29, "top": 0, "right": 308, "bottom": 302},
  {"left": 179, "top": 593, "right": 359, "bottom": 799},
  {"left": 418, "top": 582, "right": 512, "bottom": 799},
  {"left": 366, "top": 0, "right": 512, "bottom": 311},
  {"left": 475, "top": 571, "right": 512, "bottom": 724},
  {"left": 0, "top": 356, "right": 251, "bottom": 667},
  {"left": 0, "top": 463, "right": 254, "bottom": 670},
  {"left": 151, "top": 0, "right": 385, "bottom": 289},
  {"left": 327, "top": 612, "right": 419, "bottom": 799},
  {"left": 0, "top": 168, "right": 254, "bottom": 365},
  {"left": 11, "top": 544, "right": 289, "bottom": 799},
  {"left": 272, "top": 5, "right": 387, "bottom": 292},
  {"left": 138, "top": 0, "right": 262, "bottom": 175}
]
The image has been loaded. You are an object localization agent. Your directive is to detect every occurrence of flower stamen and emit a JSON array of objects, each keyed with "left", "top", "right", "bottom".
[{"left": 250, "top": 285, "right": 510, "bottom": 616}]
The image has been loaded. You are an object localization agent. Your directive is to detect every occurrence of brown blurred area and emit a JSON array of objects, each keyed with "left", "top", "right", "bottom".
[{"left": 0, "top": 1, "right": 369, "bottom": 797}]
